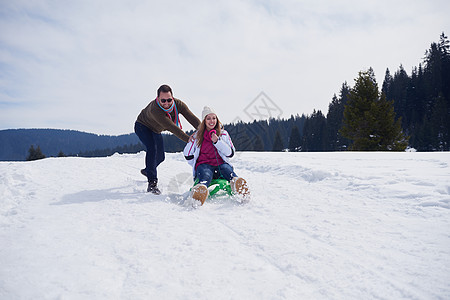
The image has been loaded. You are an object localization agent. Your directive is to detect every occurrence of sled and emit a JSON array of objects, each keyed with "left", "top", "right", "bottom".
[
  {"left": 189, "top": 177, "right": 249, "bottom": 207},
  {"left": 192, "top": 178, "right": 233, "bottom": 198}
]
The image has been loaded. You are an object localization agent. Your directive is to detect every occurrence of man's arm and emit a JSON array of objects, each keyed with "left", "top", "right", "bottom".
[
  {"left": 160, "top": 117, "right": 190, "bottom": 142},
  {"left": 177, "top": 99, "right": 201, "bottom": 130}
]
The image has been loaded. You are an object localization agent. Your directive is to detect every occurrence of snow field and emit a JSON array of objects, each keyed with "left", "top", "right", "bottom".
[{"left": 1, "top": 151, "right": 449, "bottom": 299}]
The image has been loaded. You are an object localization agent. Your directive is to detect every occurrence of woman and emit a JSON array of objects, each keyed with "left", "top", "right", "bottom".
[{"left": 183, "top": 106, "right": 249, "bottom": 205}]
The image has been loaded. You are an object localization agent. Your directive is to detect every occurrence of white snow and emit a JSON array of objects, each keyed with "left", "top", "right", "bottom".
[{"left": 1, "top": 151, "right": 449, "bottom": 299}]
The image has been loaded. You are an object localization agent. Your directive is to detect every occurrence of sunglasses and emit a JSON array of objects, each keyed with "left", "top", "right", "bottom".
[{"left": 160, "top": 98, "right": 173, "bottom": 103}]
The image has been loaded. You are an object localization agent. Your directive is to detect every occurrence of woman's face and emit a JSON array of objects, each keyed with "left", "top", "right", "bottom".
[{"left": 205, "top": 114, "right": 217, "bottom": 131}]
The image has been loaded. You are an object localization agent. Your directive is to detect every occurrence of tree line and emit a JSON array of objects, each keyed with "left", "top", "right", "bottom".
[{"left": 230, "top": 32, "right": 448, "bottom": 152}]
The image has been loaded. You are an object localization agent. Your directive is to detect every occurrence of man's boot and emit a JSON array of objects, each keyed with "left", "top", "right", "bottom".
[{"left": 147, "top": 179, "right": 161, "bottom": 195}]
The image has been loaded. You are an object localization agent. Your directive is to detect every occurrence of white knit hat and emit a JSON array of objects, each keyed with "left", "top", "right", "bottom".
[{"left": 201, "top": 106, "right": 216, "bottom": 120}]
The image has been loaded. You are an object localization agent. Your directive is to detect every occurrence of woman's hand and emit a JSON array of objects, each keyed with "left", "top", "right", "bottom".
[{"left": 211, "top": 132, "right": 219, "bottom": 143}]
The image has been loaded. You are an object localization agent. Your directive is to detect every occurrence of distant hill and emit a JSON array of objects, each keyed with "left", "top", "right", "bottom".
[
  {"left": 0, "top": 116, "right": 307, "bottom": 161},
  {"left": 0, "top": 129, "right": 140, "bottom": 161}
]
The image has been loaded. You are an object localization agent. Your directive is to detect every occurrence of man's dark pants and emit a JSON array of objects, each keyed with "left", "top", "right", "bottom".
[{"left": 134, "top": 122, "right": 165, "bottom": 182}]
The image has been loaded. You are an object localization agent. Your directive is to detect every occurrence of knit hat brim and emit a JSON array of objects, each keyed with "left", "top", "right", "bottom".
[{"left": 201, "top": 106, "right": 216, "bottom": 120}]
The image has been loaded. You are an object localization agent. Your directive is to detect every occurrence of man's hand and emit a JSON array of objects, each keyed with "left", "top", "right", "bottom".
[{"left": 189, "top": 132, "right": 196, "bottom": 143}]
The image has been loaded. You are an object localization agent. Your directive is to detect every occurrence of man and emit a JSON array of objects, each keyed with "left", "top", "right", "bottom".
[{"left": 135, "top": 84, "right": 201, "bottom": 194}]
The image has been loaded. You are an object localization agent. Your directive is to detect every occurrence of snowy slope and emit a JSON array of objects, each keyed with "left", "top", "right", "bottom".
[{"left": 1, "top": 152, "right": 449, "bottom": 299}]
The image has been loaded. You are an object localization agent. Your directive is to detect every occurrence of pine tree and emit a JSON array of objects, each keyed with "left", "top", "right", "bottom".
[
  {"left": 228, "top": 123, "right": 253, "bottom": 151},
  {"left": 253, "top": 135, "right": 265, "bottom": 151},
  {"left": 439, "top": 32, "right": 450, "bottom": 101},
  {"left": 340, "top": 69, "right": 409, "bottom": 151},
  {"left": 26, "top": 145, "right": 46, "bottom": 161},
  {"left": 417, "top": 32, "right": 450, "bottom": 150},
  {"left": 288, "top": 126, "right": 302, "bottom": 151},
  {"left": 327, "top": 82, "right": 350, "bottom": 150},
  {"left": 272, "top": 130, "right": 284, "bottom": 151},
  {"left": 302, "top": 110, "right": 327, "bottom": 151},
  {"left": 430, "top": 93, "right": 449, "bottom": 150},
  {"left": 371, "top": 93, "right": 409, "bottom": 150},
  {"left": 381, "top": 68, "right": 393, "bottom": 96}
]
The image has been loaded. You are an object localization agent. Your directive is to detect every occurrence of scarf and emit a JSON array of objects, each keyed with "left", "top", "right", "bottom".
[
  {"left": 195, "top": 129, "right": 224, "bottom": 169},
  {"left": 156, "top": 98, "right": 182, "bottom": 129}
]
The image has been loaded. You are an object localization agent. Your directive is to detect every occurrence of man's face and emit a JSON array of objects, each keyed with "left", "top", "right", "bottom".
[{"left": 158, "top": 91, "right": 173, "bottom": 109}]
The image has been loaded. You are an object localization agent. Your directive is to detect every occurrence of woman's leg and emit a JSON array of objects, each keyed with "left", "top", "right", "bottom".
[
  {"left": 217, "top": 163, "right": 237, "bottom": 181},
  {"left": 195, "top": 164, "right": 215, "bottom": 186}
]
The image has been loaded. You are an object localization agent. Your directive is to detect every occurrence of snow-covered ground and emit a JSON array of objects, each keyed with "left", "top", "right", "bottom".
[{"left": 1, "top": 151, "right": 449, "bottom": 299}]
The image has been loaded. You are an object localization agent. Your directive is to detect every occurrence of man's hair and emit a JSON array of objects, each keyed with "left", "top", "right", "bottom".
[{"left": 157, "top": 84, "right": 173, "bottom": 97}]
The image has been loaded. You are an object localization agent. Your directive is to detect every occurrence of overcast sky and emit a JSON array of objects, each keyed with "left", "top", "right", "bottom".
[{"left": 1, "top": 0, "right": 449, "bottom": 135}]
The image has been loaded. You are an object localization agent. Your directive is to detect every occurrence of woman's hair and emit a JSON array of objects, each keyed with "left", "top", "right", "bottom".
[{"left": 196, "top": 115, "right": 222, "bottom": 147}]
